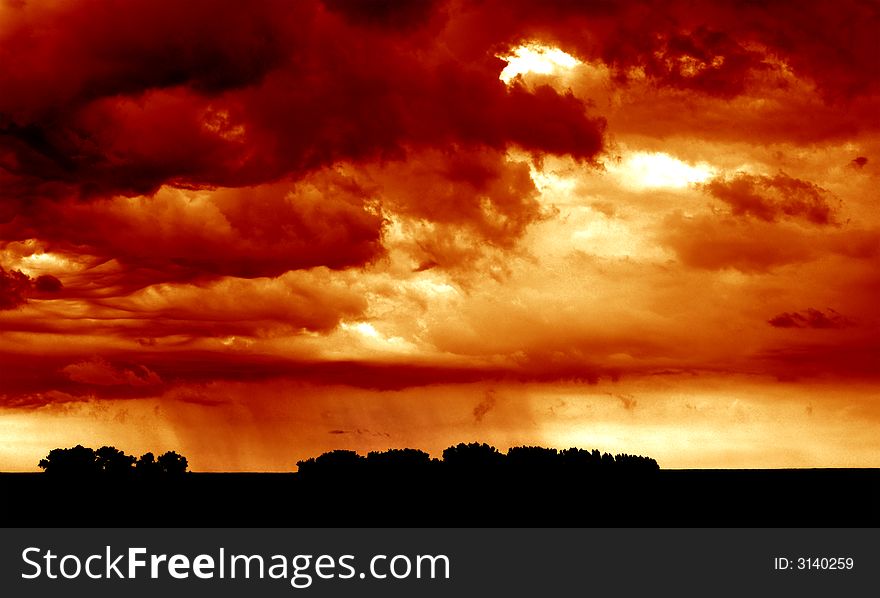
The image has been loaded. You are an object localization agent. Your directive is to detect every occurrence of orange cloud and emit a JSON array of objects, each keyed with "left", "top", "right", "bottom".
[
  {"left": 703, "top": 172, "right": 839, "bottom": 225},
  {"left": 658, "top": 214, "right": 820, "bottom": 272}
]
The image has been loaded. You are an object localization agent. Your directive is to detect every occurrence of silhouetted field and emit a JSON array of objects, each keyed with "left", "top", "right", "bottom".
[{"left": 1, "top": 468, "right": 877, "bottom": 527}]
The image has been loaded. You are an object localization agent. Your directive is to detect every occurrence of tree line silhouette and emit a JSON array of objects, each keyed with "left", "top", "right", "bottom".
[
  {"left": 290, "top": 443, "right": 660, "bottom": 526},
  {"left": 296, "top": 443, "right": 658, "bottom": 481},
  {"left": 33, "top": 442, "right": 659, "bottom": 526},
  {"left": 37, "top": 442, "right": 656, "bottom": 479},
  {"left": 38, "top": 445, "right": 188, "bottom": 478},
  {"left": 17, "top": 442, "right": 877, "bottom": 526}
]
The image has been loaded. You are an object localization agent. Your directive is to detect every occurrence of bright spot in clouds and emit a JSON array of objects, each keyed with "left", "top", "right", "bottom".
[
  {"left": 16, "top": 252, "right": 72, "bottom": 276},
  {"left": 341, "top": 321, "right": 381, "bottom": 339},
  {"left": 498, "top": 43, "right": 580, "bottom": 84},
  {"left": 529, "top": 167, "right": 577, "bottom": 196},
  {"left": 338, "top": 321, "right": 419, "bottom": 355},
  {"left": 609, "top": 152, "right": 717, "bottom": 190}
]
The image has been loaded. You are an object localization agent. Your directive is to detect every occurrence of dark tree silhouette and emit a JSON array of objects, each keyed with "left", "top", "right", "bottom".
[
  {"left": 614, "top": 453, "right": 660, "bottom": 471},
  {"left": 95, "top": 446, "right": 136, "bottom": 476},
  {"left": 135, "top": 452, "right": 160, "bottom": 476},
  {"left": 366, "top": 448, "right": 432, "bottom": 468},
  {"left": 559, "top": 447, "right": 603, "bottom": 469},
  {"left": 507, "top": 446, "right": 560, "bottom": 470},
  {"left": 294, "top": 444, "right": 658, "bottom": 480},
  {"left": 442, "top": 442, "right": 504, "bottom": 469},
  {"left": 38, "top": 445, "right": 99, "bottom": 476},
  {"left": 366, "top": 448, "right": 435, "bottom": 482},
  {"left": 289, "top": 443, "right": 661, "bottom": 525},
  {"left": 297, "top": 449, "right": 365, "bottom": 481},
  {"left": 38, "top": 446, "right": 189, "bottom": 478},
  {"left": 156, "top": 451, "right": 189, "bottom": 476}
]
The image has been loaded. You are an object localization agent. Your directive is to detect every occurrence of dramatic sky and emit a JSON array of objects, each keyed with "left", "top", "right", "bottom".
[{"left": 1, "top": 0, "right": 878, "bottom": 470}]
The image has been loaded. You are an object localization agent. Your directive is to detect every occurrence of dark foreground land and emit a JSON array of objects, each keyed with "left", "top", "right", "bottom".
[{"left": 1, "top": 469, "right": 877, "bottom": 526}]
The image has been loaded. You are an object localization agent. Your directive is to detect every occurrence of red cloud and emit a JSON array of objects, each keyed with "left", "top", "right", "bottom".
[
  {"left": 440, "top": 0, "right": 880, "bottom": 102},
  {"left": 0, "top": 267, "right": 63, "bottom": 310},
  {"left": 1, "top": 0, "right": 878, "bottom": 421},
  {"left": 756, "top": 337, "right": 880, "bottom": 381},
  {"left": 0, "top": 0, "right": 301, "bottom": 121},
  {"left": 33, "top": 274, "right": 62, "bottom": 293},
  {"left": 62, "top": 358, "right": 163, "bottom": 387},
  {"left": 1, "top": 0, "right": 872, "bottom": 287},
  {"left": 2, "top": 174, "right": 384, "bottom": 284},
  {"left": 372, "top": 147, "right": 546, "bottom": 268},
  {"left": 322, "top": 0, "right": 444, "bottom": 30},
  {"left": 703, "top": 173, "right": 838, "bottom": 225},
  {"left": 658, "top": 214, "right": 820, "bottom": 272},
  {"left": 0, "top": 0, "right": 606, "bottom": 203},
  {"left": 623, "top": 26, "right": 769, "bottom": 98},
  {"left": 0, "top": 267, "right": 30, "bottom": 310},
  {"left": 0, "top": 0, "right": 609, "bottom": 293},
  {"left": 768, "top": 308, "right": 854, "bottom": 330}
]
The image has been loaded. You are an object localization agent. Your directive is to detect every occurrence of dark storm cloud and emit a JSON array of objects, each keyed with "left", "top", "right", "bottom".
[
  {"left": 0, "top": 0, "right": 605, "bottom": 201},
  {"left": 0, "top": 267, "right": 30, "bottom": 309},
  {"left": 0, "top": 267, "right": 62, "bottom": 310}
]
